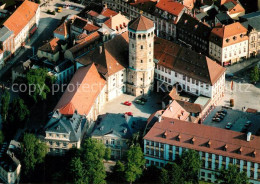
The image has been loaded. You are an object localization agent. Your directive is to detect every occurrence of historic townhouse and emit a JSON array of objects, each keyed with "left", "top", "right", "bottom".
[
  {"left": 91, "top": 113, "right": 133, "bottom": 159},
  {"left": 154, "top": 37, "right": 226, "bottom": 105},
  {"left": 144, "top": 117, "right": 260, "bottom": 184},
  {"left": 177, "top": 13, "right": 211, "bottom": 54},
  {"left": 102, "top": 0, "right": 186, "bottom": 40},
  {"left": 154, "top": 0, "right": 186, "bottom": 40},
  {"left": 241, "top": 16, "right": 260, "bottom": 58},
  {"left": 0, "top": 26, "right": 14, "bottom": 62},
  {"left": 44, "top": 110, "right": 88, "bottom": 155},
  {"left": 209, "top": 22, "right": 248, "bottom": 66},
  {"left": 3, "top": 0, "right": 40, "bottom": 52}
]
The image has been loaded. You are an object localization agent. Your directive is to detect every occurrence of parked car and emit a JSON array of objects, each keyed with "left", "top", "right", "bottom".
[
  {"left": 123, "top": 101, "right": 132, "bottom": 106},
  {"left": 225, "top": 123, "right": 232, "bottom": 129},
  {"left": 125, "top": 112, "right": 133, "bottom": 116},
  {"left": 140, "top": 97, "right": 147, "bottom": 102},
  {"left": 135, "top": 99, "right": 145, "bottom": 105},
  {"left": 212, "top": 117, "right": 221, "bottom": 122},
  {"left": 215, "top": 114, "right": 224, "bottom": 119},
  {"left": 245, "top": 121, "right": 252, "bottom": 127},
  {"left": 219, "top": 110, "right": 227, "bottom": 114},
  {"left": 217, "top": 112, "right": 226, "bottom": 116}
]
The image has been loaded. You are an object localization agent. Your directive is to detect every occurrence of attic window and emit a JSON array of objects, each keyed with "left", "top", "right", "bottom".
[
  {"left": 233, "top": 36, "right": 237, "bottom": 40},
  {"left": 184, "top": 20, "right": 188, "bottom": 24},
  {"left": 176, "top": 134, "right": 181, "bottom": 141},
  {"left": 240, "top": 34, "right": 244, "bottom": 38},
  {"left": 162, "top": 131, "right": 167, "bottom": 138},
  {"left": 207, "top": 140, "right": 211, "bottom": 148},
  {"left": 226, "top": 38, "right": 230, "bottom": 43},
  {"left": 194, "top": 25, "right": 198, "bottom": 30},
  {"left": 238, "top": 147, "right": 243, "bottom": 154},
  {"left": 191, "top": 137, "right": 195, "bottom": 144},
  {"left": 224, "top": 144, "right": 228, "bottom": 151},
  {"left": 252, "top": 150, "right": 257, "bottom": 157}
]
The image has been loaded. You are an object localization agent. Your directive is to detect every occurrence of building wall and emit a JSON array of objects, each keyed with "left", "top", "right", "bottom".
[
  {"left": 37, "top": 50, "right": 60, "bottom": 62},
  {"left": 143, "top": 139, "right": 260, "bottom": 184},
  {"left": 0, "top": 52, "right": 3, "bottom": 69},
  {"left": 1, "top": 33, "right": 14, "bottom": 61},
  {"left": 54, "top": 33, "right": 68, "bottom": 41},
  {"left": 209, "top": 39, "right": 248, "bottom": 66},
  {"left": 127, "top": 28, "right": 155, "bottom": 96},
  {"left": 248, "top": 31, "right": 260, "bottom": 58},
  {"left": 55, "top": 65, "right": 74, "bottom": 85},
  {"left": 107, "top": 69, "right": 126, "bottom": 101},
  {"left": 0, "top": 160, "right": 21, "bottom": 184},
  {"left": 92, "top": 135, "right": 128, "bottom": 159}
]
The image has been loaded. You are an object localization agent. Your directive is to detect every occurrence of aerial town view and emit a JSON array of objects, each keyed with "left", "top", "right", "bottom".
[{"left": 0, "top": 0, "right": 260, "bottom": 183}]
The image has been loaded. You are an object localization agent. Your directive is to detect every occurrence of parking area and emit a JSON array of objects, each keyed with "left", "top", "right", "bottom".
[
  {"left": 100, "top": 92, "right": 163, "bottom": 120},
  {"left": 203, "top": 106, "right": 260, "bottom": 135}
]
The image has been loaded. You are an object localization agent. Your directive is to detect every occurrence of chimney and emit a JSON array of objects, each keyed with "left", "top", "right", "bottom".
[
  {"left": 247, "top": 132, "right": 252, "bottom": 142},
  {"left": 158, "top": 115, "right": 162, "bottom": 122}
]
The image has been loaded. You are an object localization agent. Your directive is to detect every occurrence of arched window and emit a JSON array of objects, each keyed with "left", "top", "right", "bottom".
[
  {"left": 138, "top": 34, "right": 141, "bottom": 40},
  {"left": 148, "top": 33, "right": 150, "bottom": 37},
  {"left": 133, "top": 33, "right": 136, "bottom": 39},
  {"left": 130, "top": 32, "right": 132, "bottom": 38},
  {"left": 142, "top": 34, "right": 146, "bottom": 39}
]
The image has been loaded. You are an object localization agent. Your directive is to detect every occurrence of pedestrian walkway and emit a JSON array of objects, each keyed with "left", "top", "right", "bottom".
[{"left": 226, "top": 57, "right": 260, "bottom": 75}]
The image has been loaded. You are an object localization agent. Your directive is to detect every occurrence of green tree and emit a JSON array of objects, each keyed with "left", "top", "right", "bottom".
[
  {"left": 216, "top": 164, "right": 249, "bottom": 184},
  {"left": 160, "top": 163, "right": 184, "bottom": 184},
  {"left": 69, "top": 138, "right": 106, "bottom": 184},
  {"left": 0, "top": 89, "right": 10, "bottom": 122},
  {"left": 250, "top": 66, "right": 259, "bottom": 84},
  {"left": 104, "top": 147, "right": 111, "bottom": 161},
  {"left": 113, "top": 160, "right": 125, "bottom": 182},
  {"left": 127, "top": 131, "right": 142, "bottom": 147},
  {"left": 124, "top": 145, "right": 145, "bottom": 184},
  {"left": 70, "top": 157, "right": 86, "bottom": 184},
  {"left": 180, "top": 150, "right": 202, "bottom": 183},
  {"left": 160, "top": 168, "right": 170, "bottom": 184},
  {"left": 8, "top": 98, "right": 30, "bottom": 126},
  {"left": 0, "top": 131, "right": 4, "bottom": 144},
  {"left": 21, "top": 133, "right": 47, "bottom": 177},
  {"left": 35, "top": 0, "right": 41, "bottom": 4},
  {"left": 26, "top": 68, "right": 55, "bottom": 102}
]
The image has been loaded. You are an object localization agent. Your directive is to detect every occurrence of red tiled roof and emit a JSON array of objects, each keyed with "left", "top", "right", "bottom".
[
  {"left": 87, "top": 10, "right": 99, "bottom": 17},
  {"left": 38, "top": 38, "right": 60, "bottom": 54},
  {"left": 69, "top": 31, "right": 100, "bottom": 56},
  {"left": 101, "top": 8, "right": 118, "bottom": 17},
  {"left": 83, "top": 23, "right": 100, "bottom": 32},
  {"left": 156, "top": 0, "right": 185, "bottom": 16},
  {"left": 154, "top": 37, "right": 226, "bottom": 85},
  {"left": 54, "top": 22, "right": 68, "bottom": 37},
  {"left": 54, "top": 64, "right": 106, "bottom": 116},
  {"left": 3, "top": 0, "right": 39, "bottom": 36},
  {"left": 76, "top": 32, "right": 129, "bottom": 77},
  {"left": 128, "top": 15, "right": 154, "bottom": 31},
  {"left": 144, "top": 117, "right": 260, "bottom": 164}
]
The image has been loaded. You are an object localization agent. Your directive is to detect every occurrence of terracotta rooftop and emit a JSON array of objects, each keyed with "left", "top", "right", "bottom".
[
  {"left": 161, "top": 100, "right": 190, "bottom": 121},
  {"left": 176, "top": 100, "right": 202, "bottom": 113},
  {"left": 54, "top": 64, "right": 106, "bottom": 116},
  {"left": 68, "top": 31, "right": 101, "bottom": 57},
  {"left": 144, "top": 117, "right": 260, "bottom": 164},
  {"left": 38, "top": 38, "right": 60, "bottom": 54},
  {"left": 128, "top": 15, "right": 154, "bottom": 31},
  {"left": 210, "top": 22, "right": 248, "bottom": 47},
  {"left": 156, "top": 0, "right": 185, "bottom": 16},
  {"left": 154, "top": 37, "right": 226, "bottom": 85},
  {"left": 87, "top": 10, "right": 99, "bottom": 17},
  {"left": 101, "top": 8, "right": 118, "bottom": 17},
  {"left": 76, "top": 32, "right": 129, "bottom": 77},
  {"left": 3, "top": 0, "right": 39, "bottom": 36},
  {"left": 83, "top": 23, "right": 100, "bottom": 32},
  {"left": 54, "top": 22, "right": 68, "bottom": 37}
]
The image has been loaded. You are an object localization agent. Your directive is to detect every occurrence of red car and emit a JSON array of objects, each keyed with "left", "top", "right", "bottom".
[
  {"left": 123, "top": 101, "right": 132, "bottom": 106},
  {"left": 125, "top": 112, "right": 133, "bottom": 116}
]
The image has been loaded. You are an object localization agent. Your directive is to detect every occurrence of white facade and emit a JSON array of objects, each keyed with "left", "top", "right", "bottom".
[
  {"left": 209, "top": 40, "right": 248, "bottom": 66},
  {"left": 0, "top": 51, "right": 3, "bottom": 69},
  {"left": 144, "top": 140, "right": 260, "bottom": 184},
  {"left": 154, "top": 64, "right": 225, "bottom": 103},
  {"left": 14, "top": 7, "right": 40, "bottom": 52},
  {"left": 106, "top": 69, "right": 126, "bottom": 101}
]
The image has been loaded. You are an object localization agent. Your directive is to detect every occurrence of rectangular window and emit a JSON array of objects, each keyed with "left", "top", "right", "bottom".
[
  {"left": 175, "top": 72, "right": 177, "bottom": 77},
  {"left": 183, "top": 75, "right": 186, "bottom": 80},
  {"left": 111, "top": 139, "right": 115, "bottom": 145},
  {"left": 168, "top": 78, "right": 171, "bottom": 83}
]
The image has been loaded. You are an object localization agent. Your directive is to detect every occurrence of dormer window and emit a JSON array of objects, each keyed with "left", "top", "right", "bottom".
[
  {"left": 176, "top": 134, "right": 181, "bottom": 141},
  {"left": 224, "top": 144, "right": 228, "bottom": 151},
  {"left": 207, "top": 140, "right": 211, "bottom": 148},
  {"left": 191, "top": 137, "right": 195, "bottom": 144},
  {"left": 238, "top": 147, "right": 243, "bottom": 154},
  {"left": 240, "top": 34, "right": 244, "bottom": 38},
  {"left": 226, "top": 38, "right": 230, "bottom": 43},
  {"left": 162, "top": 131, "right": 167, "bottom": 138},
  {"left": 253, "top": 150, "right": 257, "bottom": 157},
  {"left": 233, "top": 36, "right": 237, "bottom": 41}
]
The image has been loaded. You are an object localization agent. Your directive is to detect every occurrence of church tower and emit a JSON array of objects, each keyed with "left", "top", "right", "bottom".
[{"left": 127, "top": 15, "right": 155, "bottom": 96}]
